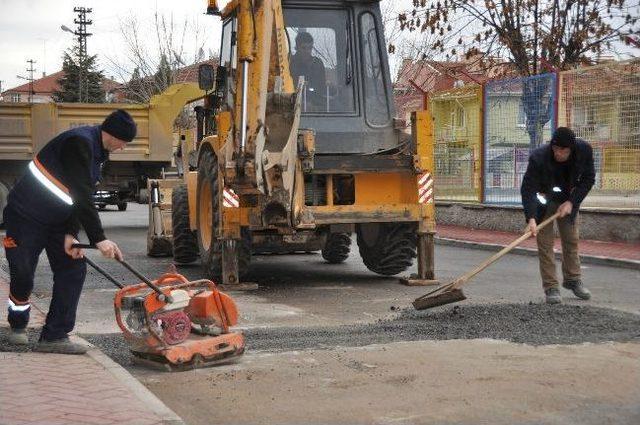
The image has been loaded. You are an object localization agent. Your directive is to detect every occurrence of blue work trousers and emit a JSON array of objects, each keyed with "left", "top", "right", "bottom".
[{"left": 3, "top": 205, "right": 86, "bottom": 341}]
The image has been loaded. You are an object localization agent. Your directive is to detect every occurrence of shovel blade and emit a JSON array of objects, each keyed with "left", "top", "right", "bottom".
[{"left": 412, "top": 288, "right": 467, "bottom": 310}]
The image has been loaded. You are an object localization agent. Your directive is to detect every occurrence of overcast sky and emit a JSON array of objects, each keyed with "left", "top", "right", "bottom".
[{"left": 0, "top": 0, "right": 226, "bottom": 92}]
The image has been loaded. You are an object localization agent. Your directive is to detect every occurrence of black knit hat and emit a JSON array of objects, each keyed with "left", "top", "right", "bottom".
[
  {"left": 550, "top": 127, "right": 576, "bottom": 149},
  {"left": 102, "top": 109, "right": 137, "bottom": 142}
]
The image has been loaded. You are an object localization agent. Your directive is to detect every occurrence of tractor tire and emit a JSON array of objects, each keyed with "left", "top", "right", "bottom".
[
  {"left": 321, "top": 233, "right": 352, "bottom": 264},
  {"left": 196, "top": 149, "right": 251, "bottom": 279},
  {"left": 172, "top": 184, "right": 198, "bottom": 264},
  {"left": 356, "top": 222, "right": 417, "bottom": 276}
]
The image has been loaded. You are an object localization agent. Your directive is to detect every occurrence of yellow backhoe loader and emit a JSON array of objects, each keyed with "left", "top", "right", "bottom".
[{"left": 148, "top": 0, "right": 437, "bottom": 287}]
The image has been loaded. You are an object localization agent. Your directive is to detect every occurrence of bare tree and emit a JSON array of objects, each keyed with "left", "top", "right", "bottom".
[
  {"left": 105, "top": 11, "right": 209, "bottom": 103},
  {"left": 395, "top": 0, "right": 640, "bottom": 146}
]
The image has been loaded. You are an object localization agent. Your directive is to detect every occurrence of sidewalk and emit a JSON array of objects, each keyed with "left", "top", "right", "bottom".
[
  {"left": 0, "top": 269, "right": 184, "bottom": 425},
  {"left": 436, "top": 224, "right": 640, "bottom": 269}
]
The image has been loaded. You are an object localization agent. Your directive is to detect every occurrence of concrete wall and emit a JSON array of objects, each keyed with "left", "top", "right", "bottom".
[{"left": 436, "top": 202, "right": 640, "bottom": 243}]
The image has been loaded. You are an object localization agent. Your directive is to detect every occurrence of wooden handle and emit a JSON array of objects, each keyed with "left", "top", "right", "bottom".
[{"left": 450, "top": 212, "right": 560, "bottom": 290}]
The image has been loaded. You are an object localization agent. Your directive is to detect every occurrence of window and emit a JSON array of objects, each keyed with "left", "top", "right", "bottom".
[
  {"left": 284, "top": 8, "right": 355, "bottom": 114},
  {"left": 453, "top": 105, "right": 466, "bottom": 128},
  {"left": 572, "top": 104, "right": 596, "bottom": 126},
  {"left": 219, "top": 18, "right": 237, "bottom": 109},
  {"left": 11, "top": 93, "right": 21, "bottom": 102},
  {"left": 359, "top": 12, "right": 390, "bottom": 126},
  {"left": 517, "top": 102, "right": 526, "bottom": 126},
  {"left": 220, "top": 19, "right": 235, "bottom": 70}
]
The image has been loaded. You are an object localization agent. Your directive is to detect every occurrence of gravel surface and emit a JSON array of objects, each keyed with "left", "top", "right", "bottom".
[
  {"left": 3, "top": 304, "right": 638, "bottom": 368},
  {"left": 0, "top": 303, "right": 627, "bottom": 368}
]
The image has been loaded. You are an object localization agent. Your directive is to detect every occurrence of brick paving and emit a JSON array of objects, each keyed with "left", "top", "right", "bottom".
[
  {"left": 437, "top": 224, "right": 640, "bottom": 263},
  {"left": 0, "top": 271, "right": 174, "bottom": 425}
]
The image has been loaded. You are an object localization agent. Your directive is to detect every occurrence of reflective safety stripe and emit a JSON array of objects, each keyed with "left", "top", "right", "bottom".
[
  {"left": 418, "top": 172, "right": 434, "bottom": 204},
  {"left": 223, "top": 187, "right": 240, "bottom": 208},
  {"left": 7, "top": 298, "right": 30, "bottom": 312},
  {"left": 29, "top": 160, "right": 74, "bottom": 205}
]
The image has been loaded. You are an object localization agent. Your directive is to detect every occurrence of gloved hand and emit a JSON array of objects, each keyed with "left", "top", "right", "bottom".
[{"left": 96, "top": 239, "right": 123, "bottom": 261}]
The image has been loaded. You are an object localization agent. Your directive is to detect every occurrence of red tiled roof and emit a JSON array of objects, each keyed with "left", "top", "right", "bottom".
[
  {"left": 2, "top": 71, "right": 122, "bottom": 96},
  {"left": 6, "top": 71, "right": 65, "bottom": 95},
  {"left": 394, "top": 57, "right": 514, "bottom": 93},
  {"left": 173, "top": 59, "right": 218, "bottom": 83}
]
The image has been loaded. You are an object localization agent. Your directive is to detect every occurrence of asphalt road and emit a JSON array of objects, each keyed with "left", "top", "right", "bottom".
[{"left": 5, "top": 203, "right": 640, "bottom": 424}]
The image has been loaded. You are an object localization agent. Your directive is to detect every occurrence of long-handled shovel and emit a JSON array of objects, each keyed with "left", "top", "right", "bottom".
[{"left": 412, "top": 211, "right": 561, "bottom": 310}]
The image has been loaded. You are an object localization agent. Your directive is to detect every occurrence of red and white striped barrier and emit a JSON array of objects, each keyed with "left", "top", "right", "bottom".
[
  {"left": 418, "top": 172, "right": 434, "bottom": 204},
  {"left": 223, "top": 187, "right": 240, "bottom": 208}
]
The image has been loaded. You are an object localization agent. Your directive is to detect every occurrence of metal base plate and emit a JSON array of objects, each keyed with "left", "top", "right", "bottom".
[
  {"left": 131, "top": 346, "right": 244, "bottom": 372},
  {"left": 399, "top": 274, "right": 440, "bottom": 287}
]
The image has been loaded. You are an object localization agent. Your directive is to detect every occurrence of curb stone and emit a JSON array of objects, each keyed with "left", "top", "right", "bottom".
[
  {"left": 435, "top": 237, "right": 640, "bottom": 270},
  {"left": 85, "top": 345, "right": 186, "bottom": 425}
]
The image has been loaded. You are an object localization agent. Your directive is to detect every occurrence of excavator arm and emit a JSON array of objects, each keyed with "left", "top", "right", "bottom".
[{"left": 216, "top": 0, "right": 302, "bottom": 227}]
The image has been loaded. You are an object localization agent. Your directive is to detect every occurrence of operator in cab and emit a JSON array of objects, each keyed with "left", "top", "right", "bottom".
[{"left": 290, "top": 31, "right": 327, "bottom": 111}]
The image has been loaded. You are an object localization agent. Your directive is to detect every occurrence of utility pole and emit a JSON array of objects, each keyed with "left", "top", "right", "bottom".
[
  {"left": 26, "top": 59, "right": 36, "bottom": 103},
  {"left": 71, "top": 7, "right": 93, "bottom": 102}
]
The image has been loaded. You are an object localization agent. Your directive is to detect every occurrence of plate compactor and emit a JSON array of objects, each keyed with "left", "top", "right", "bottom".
[{"left": 74, "top": 245, "right": 244, "bottom": 371}]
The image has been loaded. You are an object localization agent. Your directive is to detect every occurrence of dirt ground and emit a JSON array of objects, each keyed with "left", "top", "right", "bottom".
[{"left": 138, "top": 340, "right": 640, "bottom": 425}]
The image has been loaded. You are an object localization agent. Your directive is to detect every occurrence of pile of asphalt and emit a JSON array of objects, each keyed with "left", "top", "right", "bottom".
[
  {"left": 245, "top": 303, "right": 640, "bottom": 352},
  {"left": 3, "top": 304, "right": 638, "bottom": 368}
]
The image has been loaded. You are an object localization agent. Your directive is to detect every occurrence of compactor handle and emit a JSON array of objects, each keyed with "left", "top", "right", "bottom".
[{"left": 71, "top": 243, "right": 172, "bottom": 303}]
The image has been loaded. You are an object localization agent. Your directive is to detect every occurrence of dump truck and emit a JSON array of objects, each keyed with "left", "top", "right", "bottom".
[
  {"left": 149, "top": 0, "right": 437, "bottom": 286},
  {"left": 0, "top": 83, "right": 204, "bottom": 223}
]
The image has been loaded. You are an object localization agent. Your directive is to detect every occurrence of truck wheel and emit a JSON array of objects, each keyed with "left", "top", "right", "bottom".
[
  {"left": 196, "top": 149, "right": 251, "bottom": 279},
  {"left": 172, "top": 184, "right": 198, "bottom": 264},
  {"left": 321, "top": 233, "right": 351, "bottom": 264},
  {"left": 356, "top": 223, "right": 417, "bottom": 276},
  {"left": 117, "top": 202, "right": 127, "bottom": 211}
]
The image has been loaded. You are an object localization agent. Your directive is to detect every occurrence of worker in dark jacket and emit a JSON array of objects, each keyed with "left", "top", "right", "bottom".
[
  {"left": 3, "top": 109, "right": 136, "bottom": 353},
  {"left": 521, "top": 127, "right": 595, "bottom": 304}
]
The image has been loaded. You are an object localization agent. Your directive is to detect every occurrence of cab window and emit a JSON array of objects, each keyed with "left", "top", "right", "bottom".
[
  {"left": 284, "top": 8, "right": 356, "bottom": 114},
  {"left": 360, "top": 12, "right": 390, "bottom": 126}
]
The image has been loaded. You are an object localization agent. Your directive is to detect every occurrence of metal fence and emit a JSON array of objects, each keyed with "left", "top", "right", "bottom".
[
  {"left": 430, "top": 85, "right": 482, "bottom": 202},
  {"left": 483, "top": 73, "right": 557, "bottom": 204},
  {"left": 558, "top": 60, "right": 640, "bottom": 208},
  {"left": 425, "top": 62, "right": 639, "bottom": 209}
]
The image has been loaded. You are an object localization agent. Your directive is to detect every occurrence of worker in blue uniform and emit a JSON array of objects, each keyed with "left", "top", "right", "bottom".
[{"left": 2, "top": 109, "right": 137, "bottom": 354}]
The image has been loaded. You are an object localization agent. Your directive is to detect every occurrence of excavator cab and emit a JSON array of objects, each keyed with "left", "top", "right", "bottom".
[
  {"left": 213, "top": 0, "right": 400, "bottom": 156},
  {"left": 284, "top": 1, "right": 397, "bottom": 155}
]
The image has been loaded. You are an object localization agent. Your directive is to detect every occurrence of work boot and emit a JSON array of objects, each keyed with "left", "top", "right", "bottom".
[
  {"left": 7, "top": 328, "right": 29, "bottom": 345},
  {"left": 544, "top": 287, "right": 562, "bottom": 304},
  {"left": 563, "top": 280, "right": 592, "bottom": 300},
  {"left": 34, "top": 337, "right": 87, "bottom": 355}
]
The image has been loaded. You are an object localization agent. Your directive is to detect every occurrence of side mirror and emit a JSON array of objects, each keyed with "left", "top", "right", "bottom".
[
  {"left": 198, "top": 64, "right": 215, "bottom": 91},
  {"left": 215, "top": 65, "right": 228, "bottom": 95}
]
